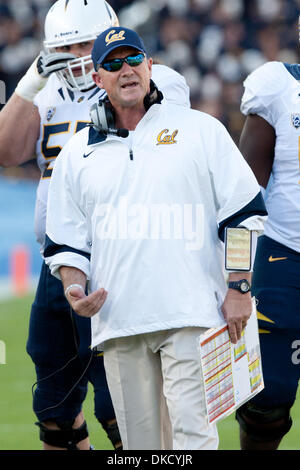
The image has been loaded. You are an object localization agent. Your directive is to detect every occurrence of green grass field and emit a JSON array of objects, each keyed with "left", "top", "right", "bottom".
[{"left": 0, "top": 293, "right": 299, "bottom": 450}]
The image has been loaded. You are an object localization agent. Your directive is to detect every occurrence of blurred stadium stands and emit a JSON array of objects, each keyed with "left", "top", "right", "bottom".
[{"left": 0, "top": 0, "right": 300, "bottom": 294}]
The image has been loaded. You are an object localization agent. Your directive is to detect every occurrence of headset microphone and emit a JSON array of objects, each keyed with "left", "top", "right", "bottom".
[{"left": 106, "top": 128, "right": 129, "bottom": 138}]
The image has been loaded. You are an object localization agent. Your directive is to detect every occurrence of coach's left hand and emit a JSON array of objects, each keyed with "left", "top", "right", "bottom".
[{"left": 221, "top": 289, "right": 252, "bottom": 344}]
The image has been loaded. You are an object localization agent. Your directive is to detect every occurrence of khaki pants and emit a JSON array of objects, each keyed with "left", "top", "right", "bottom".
[{"left": 103, "top": 327, "right": 219, "bottom": 450}]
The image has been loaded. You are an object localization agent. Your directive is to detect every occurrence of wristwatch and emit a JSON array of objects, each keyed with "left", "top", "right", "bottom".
[{"left": 228, "top": 279, "right": 251, "bottom": 294}]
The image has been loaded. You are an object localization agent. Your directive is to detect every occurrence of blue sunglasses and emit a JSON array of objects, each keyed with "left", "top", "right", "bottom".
[{"left": 99, "top": 53, "right": 145, "bottom": 72}]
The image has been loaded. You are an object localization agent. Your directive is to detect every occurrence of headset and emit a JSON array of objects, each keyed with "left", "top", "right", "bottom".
[{"left": 89, "top": 98, "right": 129, "bottom": 138}]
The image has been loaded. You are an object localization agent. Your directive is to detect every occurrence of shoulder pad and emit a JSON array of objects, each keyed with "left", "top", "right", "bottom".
[{"left": 241, "top": 61, "right": 288, "bottom": 115}]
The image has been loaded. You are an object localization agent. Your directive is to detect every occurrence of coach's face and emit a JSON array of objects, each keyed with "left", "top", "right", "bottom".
[{"left": 93, "top": 46, "right": 153, "bottom": 110}]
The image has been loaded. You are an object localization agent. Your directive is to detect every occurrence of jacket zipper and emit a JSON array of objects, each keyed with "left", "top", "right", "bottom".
[{"left": 129, "top": 149, "right": 133, "bottom": 161}]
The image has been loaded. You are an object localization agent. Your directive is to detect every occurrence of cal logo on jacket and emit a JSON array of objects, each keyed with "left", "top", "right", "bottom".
[{"left": 157, "top": 129, "right": 178, "bottom": 145}]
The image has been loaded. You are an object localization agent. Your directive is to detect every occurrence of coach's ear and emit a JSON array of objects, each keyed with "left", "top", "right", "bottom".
[
  {"left": 147, "top": 57, "right": 153, "bottom": 76},
  {"left": 92, "top": 71, "right": 104, "bottom": 89}
]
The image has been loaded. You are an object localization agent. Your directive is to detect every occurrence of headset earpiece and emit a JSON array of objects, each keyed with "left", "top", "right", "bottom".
[
  {"left": 89, "top": 98, "right": 115, "bottom": 134},
  {"left": 89, "top": 98, "right": 129, "bottom": 138}
]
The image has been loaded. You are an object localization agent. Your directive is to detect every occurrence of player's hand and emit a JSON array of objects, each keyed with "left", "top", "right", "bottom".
[
  {"left": 15, "top": 51, "right": 76, "bottom": 102},
  {"left": 37, "top": 50, "right": 77, "bottom": 78},
  {"left": 221, "top": 290, "right": 252, "bottom": 344},
  {"left": 66, "top": 286, "right": 108, "bottom": 318}
]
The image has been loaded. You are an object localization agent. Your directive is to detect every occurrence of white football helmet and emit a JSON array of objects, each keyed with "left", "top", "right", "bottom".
[{"left": 44, "top": 0, "right": 119, "bottom": 91}]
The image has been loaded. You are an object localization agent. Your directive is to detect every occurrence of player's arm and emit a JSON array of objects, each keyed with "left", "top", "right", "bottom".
[
  {"left": 59, "top": 266, "right": 107, "bottom": 318},
  {"left": 0, "top": 51, "right": 76, "bottom": 167},
  {"left": 0, "top": 93, "right": 40, "bottom": 167},
  {"left": 239, "top": 114, "right": 276, "bottom": 189}
]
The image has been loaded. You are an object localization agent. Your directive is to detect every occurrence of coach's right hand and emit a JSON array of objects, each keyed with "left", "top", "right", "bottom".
[{"left": 66, "top": 285, "right": 108, "bottom": 318}]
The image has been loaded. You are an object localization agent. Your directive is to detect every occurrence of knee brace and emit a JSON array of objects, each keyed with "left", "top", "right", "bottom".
[
  {"left": 100, "top": 420, "right": 122, "bottom": 450},
  {"left": 36, "top": 419, "right": 89, "bottom": 450},
  {"left": 236, "top": 402, "right": 293, "bottom": 442}
]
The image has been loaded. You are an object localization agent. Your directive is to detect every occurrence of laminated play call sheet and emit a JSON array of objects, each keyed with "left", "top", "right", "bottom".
[{"left": 198, "top": 298, "right": 264, "bottom": 424}]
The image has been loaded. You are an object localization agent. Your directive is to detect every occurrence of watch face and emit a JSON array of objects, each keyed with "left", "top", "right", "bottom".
[{"left": 240, "top": 281, "right": 249, "bottom": 292}]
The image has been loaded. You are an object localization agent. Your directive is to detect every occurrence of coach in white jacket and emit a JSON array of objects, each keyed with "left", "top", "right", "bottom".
[{"left": 45, "top": 27, "right": 267, "bottom": 450}]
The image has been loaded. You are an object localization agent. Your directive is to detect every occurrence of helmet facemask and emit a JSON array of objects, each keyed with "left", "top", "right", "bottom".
[{"left": 54, "top": 51, "right": 95, "bottom": 92}]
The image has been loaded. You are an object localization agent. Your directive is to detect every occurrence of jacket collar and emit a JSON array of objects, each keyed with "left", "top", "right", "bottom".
[{"left": 87, "top": 126, "right": 107, "bottom": 145}]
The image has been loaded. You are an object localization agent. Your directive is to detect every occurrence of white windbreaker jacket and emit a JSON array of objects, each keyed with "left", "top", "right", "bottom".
[{"left": 45, "top": 101, "right": 267, "bottom": 349}]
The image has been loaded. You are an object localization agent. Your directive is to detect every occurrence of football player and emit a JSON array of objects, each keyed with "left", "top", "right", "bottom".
[
  {"left": 0, "top": 0, "right": 190, "bottom": 450},
  {"left": 235, "top": 39, "right": 300, "bottom": 449}
]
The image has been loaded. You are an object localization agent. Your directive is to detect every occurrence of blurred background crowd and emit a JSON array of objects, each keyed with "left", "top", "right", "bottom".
[{"left": 0, "top": 0, "right": 300, "bottom": 180}]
